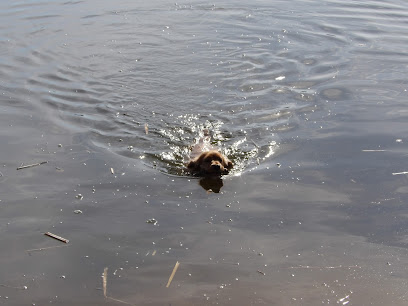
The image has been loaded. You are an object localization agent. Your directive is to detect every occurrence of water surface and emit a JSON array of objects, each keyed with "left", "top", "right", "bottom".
[{"left": 1, "top": 0, "right": 408, "bottom": 305}]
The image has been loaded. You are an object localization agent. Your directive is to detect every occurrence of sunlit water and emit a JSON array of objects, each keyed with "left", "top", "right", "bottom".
[
  {"left": 2, "top": 0, "right": 351, "bottom": 175},
  {"left": 3, "top": 0, "right": 406, "bottom": 179},
  {"left": 1, "top": 0, "right": 408, "bottom": 304},
  {"left": 3, "top": 0, "right": 407, "bottom": 178}
]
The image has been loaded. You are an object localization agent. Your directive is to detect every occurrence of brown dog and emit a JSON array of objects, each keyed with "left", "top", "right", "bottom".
[{"left": 187, "top": 130, "right": 233, "bottom": 176}]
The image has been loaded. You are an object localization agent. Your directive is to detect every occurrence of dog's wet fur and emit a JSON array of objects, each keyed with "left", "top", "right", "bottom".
[{"left": 187, "top": 130, "right": 233, "bottom": 176}]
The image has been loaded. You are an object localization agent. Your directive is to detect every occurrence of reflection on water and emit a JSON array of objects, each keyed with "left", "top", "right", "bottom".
[{"left": 199, "top": 176, "right": 224, "bottom": 193}]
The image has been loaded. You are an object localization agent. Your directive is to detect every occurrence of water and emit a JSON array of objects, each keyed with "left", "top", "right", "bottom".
[{"left": 1, "top": 0, "right": 408, "bottom": 305}]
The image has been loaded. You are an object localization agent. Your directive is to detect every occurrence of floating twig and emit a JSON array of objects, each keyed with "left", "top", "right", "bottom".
[
  {"left": 144, "top": 123, "right": 149, "bottom": 134},
  {"left": 257, "top": 270, "right": 266, "bottom": 275},
  {"left": 152, "top": 250, "right": 157, "bottom": 256},
  {"left": 110, "top": 168, "right": 115, "bottom": 174},
  {"left": 392, "top": 171, "right": 408, "bottom": 176},
  {"left": 166, "top": 261, "right": 180, "bottom": 288},
  {"left": 0, "top": 284, "right": 27, "bottom": 290},
  {"left": 107, "top": 297, "right": 135, "bottom": 305},
  {"left": 288, "top": 265, "right": 361, "bottom": 270},
  {"left": 17, "top": 161, "right": 48, "bottom": 170},
  {"left": 361, "top": 150, "right": 386, "bottom": 152},
  {"left": 26, "top": 244, "right": 69, "bottom": 253},
  {"left": 44, "top": 232, "right": 69, "bottom": 244},
  {"left": 103, "top": 267, "right": 108, "bottom": 298},
  {"left": 251, "top": 139, "right": 260, "bottom": 148},
  {"left": 101, "top": 267, "right": 135, "bottom": 305}
]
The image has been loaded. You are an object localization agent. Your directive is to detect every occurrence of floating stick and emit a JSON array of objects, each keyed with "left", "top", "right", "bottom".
[
  {"left": 44, "top": 232, "right": 69, "bottom": 243},
  {"left": 26, "top": 244, "right": 69, "bottom": 253},
  {"left": 17, "top": 161, "right": 48, "bottom": 170},
  {"left": 392, "top": 171, "right": 408, "bottom": 175},
  {"left": 103, "top": 267, "right": 108, "bottom": 298},
  {"left": 101, "top": 268, "right": 134, "bottom": 305},
  {"left": 110, "top": 168, "right": 115, "bottom": 174},
  {"left": 361, "top": 149, "right": 386, "bottom": 152},
  {"left": 107, "top": 297, "right": 134, "bottom": 305},
  {"left": 0, "top": 284, "right": 27, "bottom": 290},
  {"left": 288, "top": 265, "right": 361, "bottom": 269},
  {"left": 166, "top": 261, "right": 180, "bottom": 288}
]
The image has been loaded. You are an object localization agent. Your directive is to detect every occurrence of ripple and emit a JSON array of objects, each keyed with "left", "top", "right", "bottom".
[{"left": 2, "top": 0, "right": 406, "bottom": 176}]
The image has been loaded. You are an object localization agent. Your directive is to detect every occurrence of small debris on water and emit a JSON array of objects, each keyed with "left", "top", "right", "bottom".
[
  {"left": 58, "top": 144, "right": 62, "bottom": 148},
  {"left": 257, "top": 270, "right": 266, "bottom": 275},
  {"left": 75, "top": 194, "right": 83, "bottom": 200},
  {"left": 146, "top": 218, "right": 158, "bottom": 225},
  {"left": 73, "top": 210, "right": 83, "bottom": 214}
]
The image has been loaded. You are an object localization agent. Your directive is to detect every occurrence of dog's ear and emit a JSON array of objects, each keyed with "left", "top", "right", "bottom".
[
  {"left": 227, "top": 160, "right": 233, "bottom": 170},
  {"left": 187, "top": 160, "right": 197, "bottom": 170},
  {"left": 223, "top": 157, "right": 233, "bottom": 170},
  {"left": 188, "top": 153, "right": 207, "bottom": 173},
  {"left": 188, "top": 158, "right": 202, "bottom": 172}
]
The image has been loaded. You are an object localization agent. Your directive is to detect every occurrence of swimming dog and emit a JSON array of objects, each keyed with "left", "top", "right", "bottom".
[{"left": 187, "top": 130, "right": 233, "bottom": 176}]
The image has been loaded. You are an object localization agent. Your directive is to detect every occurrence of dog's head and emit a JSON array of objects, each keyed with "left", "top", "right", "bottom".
[{"left": 187, "top": 150, "right": 233, "bottom": 176}]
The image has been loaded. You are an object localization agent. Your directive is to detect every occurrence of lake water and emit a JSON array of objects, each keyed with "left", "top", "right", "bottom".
[{"left": 1, "top": 0, "right": 408, "bottom": 305}]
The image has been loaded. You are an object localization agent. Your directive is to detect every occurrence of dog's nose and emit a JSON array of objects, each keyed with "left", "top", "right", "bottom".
[{"left": 211, "top": 164, "right": 221, "bottom": 170}]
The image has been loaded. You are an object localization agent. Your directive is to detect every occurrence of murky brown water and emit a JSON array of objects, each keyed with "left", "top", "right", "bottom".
[{"left": 1, "top": 0, "right": 408, "bottom": 305}]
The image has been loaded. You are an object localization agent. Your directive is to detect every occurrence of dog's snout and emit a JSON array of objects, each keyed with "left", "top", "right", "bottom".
[{"left": 211, "top": 163, "right": 221, "bottom": 170}]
